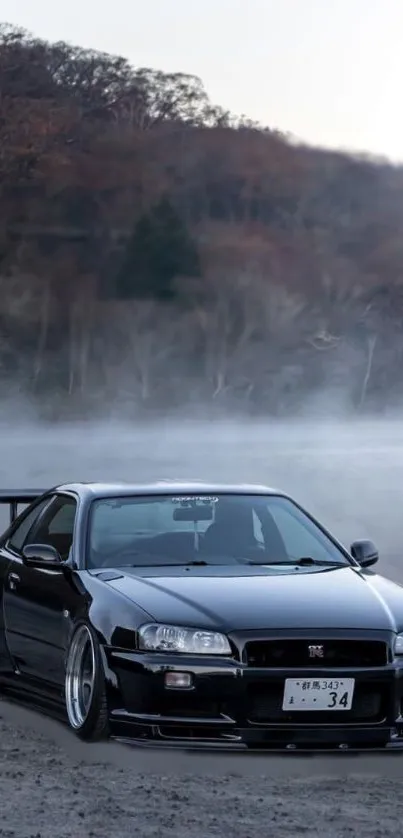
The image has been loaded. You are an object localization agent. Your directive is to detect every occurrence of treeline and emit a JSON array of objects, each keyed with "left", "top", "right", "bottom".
[{"left": 1, "top": 22, "right": 403, "bottom": 417}]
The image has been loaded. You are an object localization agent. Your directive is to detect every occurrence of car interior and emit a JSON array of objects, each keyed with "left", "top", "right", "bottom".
[{"left": 90, "top": 498, "right": 290, "bottom": 565}]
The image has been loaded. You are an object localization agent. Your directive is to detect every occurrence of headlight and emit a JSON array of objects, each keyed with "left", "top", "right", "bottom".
[
  {"left": 395, "top": 633, "right": 403, "bottom": 655},
  {"left": 137, "top": 623, "right": 232, "bottom": 655}
]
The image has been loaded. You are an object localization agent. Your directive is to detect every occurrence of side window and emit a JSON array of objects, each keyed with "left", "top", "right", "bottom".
[
  {"left": 48, "top": 502, "right": 77, "bottom": 534},
  {"left": 26, "top": 495, "right": 77, "bottom": 560},
  {"left": 8, "top": 499, "right": 52, "bottom": 553}
]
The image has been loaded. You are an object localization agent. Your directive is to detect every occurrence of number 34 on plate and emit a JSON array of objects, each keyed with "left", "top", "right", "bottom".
[{"left": 282, "top": 678, "right": 355, "bottom": 711}]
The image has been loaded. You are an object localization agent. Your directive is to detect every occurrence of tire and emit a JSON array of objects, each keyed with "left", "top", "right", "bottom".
[{"left": 64, "top": 621, "right": 110, "bottom": 741}]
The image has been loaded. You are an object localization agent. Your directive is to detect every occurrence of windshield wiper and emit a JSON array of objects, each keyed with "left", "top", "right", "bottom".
[
  {"left": 128, "top": 559, "right": 212, "bottom": 567},
  {"left": 182, "top": 560, "right": 209, "bottom": 566},
  {"left": 101, "top": 546, "right": 209, "bottom": 565},
  {"left": 243, "top": 557, "right": 346, "bottom": 567}
]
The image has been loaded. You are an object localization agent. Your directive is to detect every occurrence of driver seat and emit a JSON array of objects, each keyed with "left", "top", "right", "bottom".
[{"left": 201, "top": 500, "right": 257, "bottom": 556}]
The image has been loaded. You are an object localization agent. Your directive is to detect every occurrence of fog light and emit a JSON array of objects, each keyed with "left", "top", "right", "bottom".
[{"left": 164, "top": 671, "right": 193, "bottom": 689}]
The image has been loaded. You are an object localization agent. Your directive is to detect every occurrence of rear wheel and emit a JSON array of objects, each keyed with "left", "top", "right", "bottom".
[{"left": 64, "top": 622, "right": 109, "bottom": 740}]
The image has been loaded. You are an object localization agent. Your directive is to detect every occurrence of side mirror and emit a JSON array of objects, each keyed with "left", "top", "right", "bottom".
[
  {"left": 22, "top": 543, "right": 63, "bottom": 569},
  {"left": 350, "top": 539, "right": 379, "bottom": 568}
]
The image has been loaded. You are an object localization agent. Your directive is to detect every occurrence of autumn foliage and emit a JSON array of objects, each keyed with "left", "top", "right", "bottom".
[{"left": 1, "top": 22, "right": 403, "bottom": 417}]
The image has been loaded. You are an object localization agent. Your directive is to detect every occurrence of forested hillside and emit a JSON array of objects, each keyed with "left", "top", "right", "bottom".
[{"left": 1, "top": 22, "right": 403, "bottom": 417}]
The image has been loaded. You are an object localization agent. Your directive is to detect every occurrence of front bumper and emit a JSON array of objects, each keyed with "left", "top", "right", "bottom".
[{"left": 104, "top": 642, "right": 403, "bottom": 752}]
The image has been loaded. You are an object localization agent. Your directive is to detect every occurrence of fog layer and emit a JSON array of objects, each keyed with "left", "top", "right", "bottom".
[{"left": 0, "top": 415, "right": 401, "bottom": 579}]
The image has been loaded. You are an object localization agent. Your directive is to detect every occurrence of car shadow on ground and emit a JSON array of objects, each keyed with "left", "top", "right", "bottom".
[{"left": 1, "top": 696, "right": 403, "bottom": 778}]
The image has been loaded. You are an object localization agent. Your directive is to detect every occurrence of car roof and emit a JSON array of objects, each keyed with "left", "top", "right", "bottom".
[{"left": 55, "top": 481, "right": 284, "bottom": 500}]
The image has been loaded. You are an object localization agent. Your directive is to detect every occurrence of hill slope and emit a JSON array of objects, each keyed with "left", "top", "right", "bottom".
[{"left": 1, "top": 22, "right": 403, "bottom": 416}]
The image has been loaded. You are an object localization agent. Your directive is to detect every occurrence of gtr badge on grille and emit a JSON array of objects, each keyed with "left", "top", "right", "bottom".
[{"left": 308, "top": 644, "right": 324, "bottom": 658}]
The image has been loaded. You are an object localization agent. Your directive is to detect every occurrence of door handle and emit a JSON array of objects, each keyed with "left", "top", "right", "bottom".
[{"left": 8, "top": 572, "right": 20, "bottom": 590}]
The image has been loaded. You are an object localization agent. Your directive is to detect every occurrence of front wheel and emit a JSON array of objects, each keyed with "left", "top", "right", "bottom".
[{"left": 64, "top": 622, "right": 109, "bottom": 740}]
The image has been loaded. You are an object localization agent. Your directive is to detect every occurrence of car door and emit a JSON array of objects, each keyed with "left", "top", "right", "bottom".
[
  {"left": 2, "top": 493, "right": 81, "bottom": 689},
  {"left": 0, "top": 496, "right": 53, "bottom": 676}
]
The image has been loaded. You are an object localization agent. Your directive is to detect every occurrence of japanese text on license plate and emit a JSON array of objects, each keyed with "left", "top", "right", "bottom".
[{"left": 282, "top": 678, "right": 355, "bottom": 711}]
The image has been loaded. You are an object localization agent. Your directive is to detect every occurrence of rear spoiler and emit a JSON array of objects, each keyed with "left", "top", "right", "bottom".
[{"left": 0, "top": 490, "right": 47, "bottom": 525}]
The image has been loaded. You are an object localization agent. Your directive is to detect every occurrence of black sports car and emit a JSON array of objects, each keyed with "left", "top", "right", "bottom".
[{"left": 1, "top": 480, "right": 403, "bottom": 752}]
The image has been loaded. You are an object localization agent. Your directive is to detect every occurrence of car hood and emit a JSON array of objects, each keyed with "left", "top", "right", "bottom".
[{"left": 100, "top": 564, "right": 403, "bottom": 632}]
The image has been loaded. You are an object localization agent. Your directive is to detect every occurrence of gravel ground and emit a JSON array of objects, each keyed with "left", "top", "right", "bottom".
[
  {"left": 2, "top": 417, "right": 403, "bottom": 836},
  {"left": 1, "top": 698, "right": 403, "bottom": 838}
]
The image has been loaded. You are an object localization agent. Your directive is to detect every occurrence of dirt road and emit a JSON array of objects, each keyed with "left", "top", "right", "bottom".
[{"left": 1, "top": 698, "right": 403, "bottom": 838}]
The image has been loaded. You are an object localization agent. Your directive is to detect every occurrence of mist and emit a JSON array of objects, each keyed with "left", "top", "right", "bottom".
[{"left": 0, "top": 406, "right": 402, "bottom": 581}]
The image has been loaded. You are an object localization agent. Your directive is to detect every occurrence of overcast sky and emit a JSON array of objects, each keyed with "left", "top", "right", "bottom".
[{"left": 3, "top": 0, "right": 403, "bottom": 161}]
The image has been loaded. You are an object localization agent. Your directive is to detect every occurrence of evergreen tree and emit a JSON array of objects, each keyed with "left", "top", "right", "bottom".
[{"left": 115, "top": 196, "right": 200, "bottom": 300}]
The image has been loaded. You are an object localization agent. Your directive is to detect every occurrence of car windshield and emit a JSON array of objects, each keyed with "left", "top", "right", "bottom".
[{"left": 87, "top": 493, "right": 350, "bottom": 569}]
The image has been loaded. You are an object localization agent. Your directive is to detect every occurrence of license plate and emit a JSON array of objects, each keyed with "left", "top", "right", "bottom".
[{"left": 282, "top": 678, "right": 355, "bottom": 711}]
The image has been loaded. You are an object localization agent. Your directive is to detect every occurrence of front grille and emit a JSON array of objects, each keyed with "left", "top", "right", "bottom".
[
  {"left": 247, "top": 682, "right": 388, "bottom": 724},
  {"left": 245, "top": 639, "right": 389, "bottom": 668}
]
